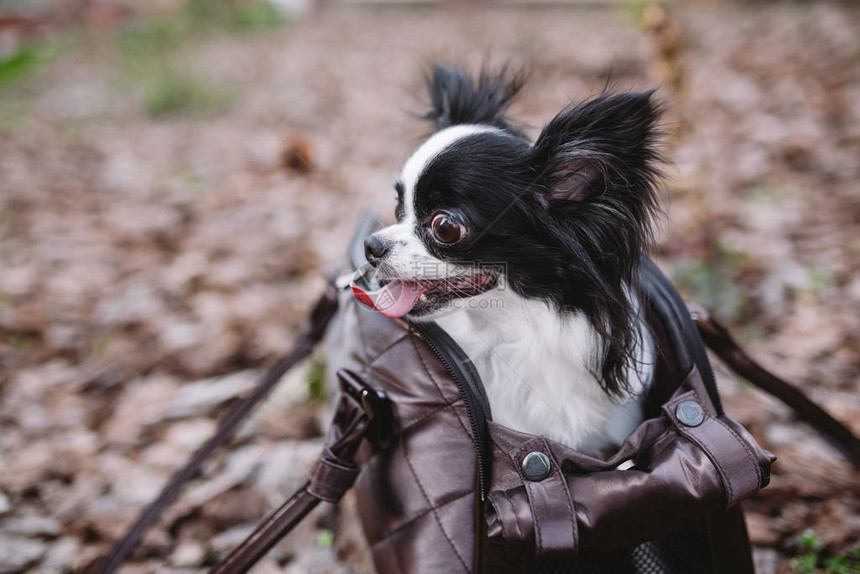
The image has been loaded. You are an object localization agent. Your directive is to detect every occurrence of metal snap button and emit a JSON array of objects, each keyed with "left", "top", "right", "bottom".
[
  {"left": 522, "top": 451, "right": 551, "bottom": 482},
  {"left": 675, "top": 400, "right": 705, "bottom": 427}
]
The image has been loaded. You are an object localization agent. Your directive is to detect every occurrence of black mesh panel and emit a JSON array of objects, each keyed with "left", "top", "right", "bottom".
[{"left": 528, "top": 522, "right": 713, "bottom": 574}]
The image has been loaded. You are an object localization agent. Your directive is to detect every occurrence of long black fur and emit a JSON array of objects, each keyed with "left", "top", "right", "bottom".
[{"left": 415, "top": 66, "right": 663, "bottom": 396}]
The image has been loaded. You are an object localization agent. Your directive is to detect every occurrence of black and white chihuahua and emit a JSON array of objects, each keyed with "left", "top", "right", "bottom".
[{"left": 352, "top": 65, "right": 662, "bottom": 457}]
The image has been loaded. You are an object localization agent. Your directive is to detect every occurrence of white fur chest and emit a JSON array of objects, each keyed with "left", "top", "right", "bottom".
[{"left": 434, "top": 288, "right": 653, "bottom": 458}]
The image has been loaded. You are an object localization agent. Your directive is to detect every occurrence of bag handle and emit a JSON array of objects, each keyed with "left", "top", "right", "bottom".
[
  {"left": 688, "top": 302, "right": 860, "bottom": 468},
  {"left": 95, "top": 284, "right": 340, "bottom": 574},
  {"left": 211, "top": 369, "right": 392, "bottom": 574}
]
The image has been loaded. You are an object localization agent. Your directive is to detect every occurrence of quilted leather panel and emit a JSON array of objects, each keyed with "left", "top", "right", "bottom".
[{"left": 332, "top": 295, "right": 480, "bottom": 573}]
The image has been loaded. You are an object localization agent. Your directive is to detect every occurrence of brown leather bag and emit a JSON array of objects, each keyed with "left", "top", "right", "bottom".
[{"left": 320, "top": 254, "right": 774, "bottom": 574}]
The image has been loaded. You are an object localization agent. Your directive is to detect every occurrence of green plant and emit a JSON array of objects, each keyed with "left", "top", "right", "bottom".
[
  {"left": 316, "top": 528, "right": 334, "bottom": 548},
  {"left": 116, "top": 19, "right": 187, "bottom": 58},
  {"left": 229, "top": 2, "right": 288, "bottom": 30},
  {"left": 185, "top": 0, "right": 288, "bottom": 31},
  {"left": 621, "top": 1, "right": 656, "bottom": 29},
  {"left": 806, "top": 266, "right": 835, "bottom": 296},
  {"left": 0, "top": 42, "right": 53, "bottom": 88},
  {"left": 790, "top": 530, "right": 860, "bottom": 574},
  {"left": 113, "top": 0, "right": 289, "bottom": 117},
  {"left": 305, "top": 358, "right": 327, "bottom": 402},
  {"left": 142, "top": 69, "right": 231, "bottom": 118},
  {"left": 116, "top": 17, "right": 232, "bottom": 117},
  {"left": 672, "top": 256, "right": 744, "bottom": 321}
]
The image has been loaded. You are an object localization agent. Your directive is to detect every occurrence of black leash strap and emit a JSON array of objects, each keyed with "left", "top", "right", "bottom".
[
  {"left": 210, "top": 369, "right": 391, "bottom": 574},
  {"left": 689, "top": 302, "right": 860, "bottom": 468},
  {"left": 95, "top": 285, "right": 339, "bottom": 574}
]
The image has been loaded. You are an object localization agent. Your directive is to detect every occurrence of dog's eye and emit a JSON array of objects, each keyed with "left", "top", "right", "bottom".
[{"left": 430, "top": 212, "right": 466, "bottom": 244}]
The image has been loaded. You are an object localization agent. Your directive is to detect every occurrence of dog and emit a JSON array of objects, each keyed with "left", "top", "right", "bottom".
[{"left": 352, "top": 65, "right": 662, "bottom": 458}]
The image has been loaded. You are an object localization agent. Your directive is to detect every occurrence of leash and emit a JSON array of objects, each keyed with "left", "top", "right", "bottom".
[
  {"left": 210, "top": 369, "right": 392, "bottom": 574},
  {"left": 688, "top": 302, "right": 860, "bottom": 468},
  {"left": 94, "top": 284, "right": 340, "bottom": 574}
]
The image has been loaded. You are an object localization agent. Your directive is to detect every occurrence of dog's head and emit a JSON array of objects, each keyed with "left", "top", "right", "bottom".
[{"left": 355, "top": 64, "right": 663, "bottom": 392}]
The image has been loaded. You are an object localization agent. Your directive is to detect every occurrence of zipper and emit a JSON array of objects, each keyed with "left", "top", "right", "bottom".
[{"left": 409, "top": 321, "right": 492, "bottom": 500}]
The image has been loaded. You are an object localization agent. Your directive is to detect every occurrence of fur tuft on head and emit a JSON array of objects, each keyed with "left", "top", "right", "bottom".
[{"left": 422, "top": 63, "right": 527, "bottom": 134}]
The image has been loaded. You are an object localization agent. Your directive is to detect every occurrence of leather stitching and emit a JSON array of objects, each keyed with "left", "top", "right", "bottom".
[
  {"left": 489, "top": 434, "right": 520, "bottom": 469},
  {"left": 357, "top": 326, "right": 474, "bottom": 570},
  {"left": 548, "top": 446, "right": 578, "bottom": 554},
  {"left": 716, "top": 417, "right": 761, "bottom": 485},
  {"left": 410, "top": 334, "right": 475, "bottom": 441},
  {"left": 399, "top": 435, "right": 471, "bottom": 572},
  {"left": 403, "top": 334, "right": 474, "bottom": 572},
  {"left": 678, "top": 425, "right": 733, "bottom": 506},
  {"left": 487, "top": 434, "right": 532, "bottom": 547},
  {"left": 399, "top": 399, "right": 464, "bottom": 436},
  {"left": 368, "top": 331, "right": 412, "bottom": 367},
  {"left": 355, "top": 314, "right": 543, "bottom": 568},
  {"left": 681, "top": 432, "right": 735, "bottom": 508},
  {"left": 665, "top": 392, "right": 738, "bottom": 504},
  {"left": 371, "top": 535, "right": 406, "bottom": 574},
  {"left": 533, "top": 483, "right": 542, "bottom": 553},
  {"left": 504, "top": 490, "right": 524, "bottom": 543},
  {"left": 712, "top": 416, "right": 762, "bottom": 503},
  {"left": 354, "top": 308, "right": 408, "bottom": 380},
  {"left": 354, "top": 304, "right": 375, "bottom": 368},
  {"left": 370, "top": 489, "right": 474, "bottom": 543}
]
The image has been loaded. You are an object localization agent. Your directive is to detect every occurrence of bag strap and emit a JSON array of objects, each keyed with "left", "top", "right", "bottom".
[
  {"left": 688, "top": 302, "right": 860, "bottom": 468},
  {"left": 638, "top": 258, "right": 723, "bottom": 414},
  {"left": 95, "top": 284, "right": 340, "bottom": 574},
  {"left": 211, "top": 369, "right": 392, "bottom": 574}
]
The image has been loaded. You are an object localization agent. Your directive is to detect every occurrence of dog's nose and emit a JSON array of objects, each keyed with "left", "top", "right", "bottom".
[{"left": 364, "top": 234, "right": 391, "bottom": 267}]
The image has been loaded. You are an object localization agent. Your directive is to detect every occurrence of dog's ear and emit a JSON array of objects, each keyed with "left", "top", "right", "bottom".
[
  {"left": 533, "top": 91, "right": 663, "bottom": 208},
  {"left": 531, "top": 92, "right": 663, "bottom": 399},
  {"left": 423, "top": 63, "right": 525, "bottom": 132}
]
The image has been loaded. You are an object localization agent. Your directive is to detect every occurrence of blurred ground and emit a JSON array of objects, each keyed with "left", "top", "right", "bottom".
[{"left": 0, "top": 1, "right": 858, "bottom": 572}]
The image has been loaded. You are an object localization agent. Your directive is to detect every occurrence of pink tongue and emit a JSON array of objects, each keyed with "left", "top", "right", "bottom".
[{"left": 351, "top": 280, "right": 430, "bottom": 318}]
